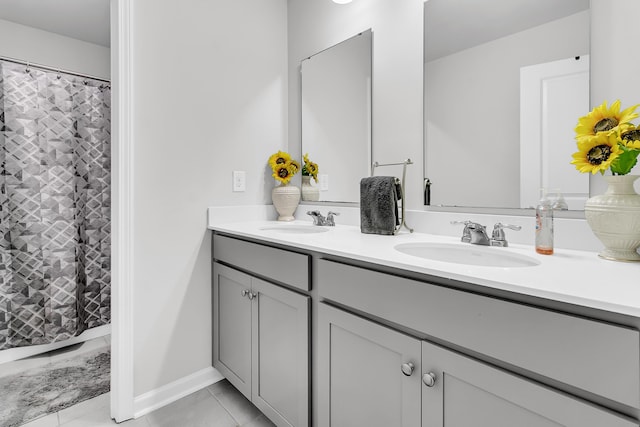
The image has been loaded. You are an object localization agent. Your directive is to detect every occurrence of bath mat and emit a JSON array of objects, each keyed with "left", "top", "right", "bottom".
[{"left": 0, "top": 347, "right": 110, "bottom": 427}]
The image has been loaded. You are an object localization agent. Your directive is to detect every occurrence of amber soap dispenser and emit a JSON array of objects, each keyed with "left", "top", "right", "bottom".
[{"left": 535, "top": 189, "right": 554, "bottom": 255}]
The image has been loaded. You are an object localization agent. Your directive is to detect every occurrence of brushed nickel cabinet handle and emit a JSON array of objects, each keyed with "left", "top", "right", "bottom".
[
  {"left": 422, "top": 372, "right": 436, "bottom": 387},
  {"left": 401, "top": 362, "right": 415, "bottom": 376}
]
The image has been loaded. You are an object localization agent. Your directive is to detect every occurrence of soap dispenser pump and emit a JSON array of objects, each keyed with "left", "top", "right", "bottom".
[{"left": 535, "top": 189, "right": 554, "bottom": 255}]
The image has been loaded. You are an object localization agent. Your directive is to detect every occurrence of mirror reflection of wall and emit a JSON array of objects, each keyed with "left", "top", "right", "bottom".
[
  {"left": 424, "top": 0, "right": 590, "bottom": 210},
  {"left": 301, "top": 30, "right": 372, "bottom": 203}
]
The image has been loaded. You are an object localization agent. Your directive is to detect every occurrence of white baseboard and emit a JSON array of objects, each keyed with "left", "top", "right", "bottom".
[{"left": 133, "top": 367, "right": 225, "bottom": 418}]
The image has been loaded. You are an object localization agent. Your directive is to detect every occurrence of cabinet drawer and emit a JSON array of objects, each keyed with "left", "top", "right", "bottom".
[
  {"left": 317, "top": 259, "right": 640, "bottom": 408},
  {"left": 213, "top": 234, "right": 310, "bottom": 291}
]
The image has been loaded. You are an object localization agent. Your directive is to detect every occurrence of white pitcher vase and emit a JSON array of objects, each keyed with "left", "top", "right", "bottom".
[
  {"left": 301, "top": 175, "right": 320, "bottom": 202},
  {"left": 272, "top": 183, "right": 301, "bottom": 221},
  {"left": 584, "top": 175, "right": 640, "bottom": 262}
]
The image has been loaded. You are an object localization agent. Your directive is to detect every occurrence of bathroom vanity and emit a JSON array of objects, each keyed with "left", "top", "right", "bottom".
[
  {"left": 210, "top": 216, "right": 640, "bottom": 427},
  {"left": 212, "top": 234, "right": 310, "bottom": 427}
]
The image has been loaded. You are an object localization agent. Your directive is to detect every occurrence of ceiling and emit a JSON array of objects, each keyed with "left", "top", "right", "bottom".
[
  {"left": 424, "top": 0, "right": 590, "bottom": 62},
  {"left": 0, "top": 0, "right": 589, "bottom": 57},
  {"left": 0, "top": 0, "right": 110, "bottom": 47}
]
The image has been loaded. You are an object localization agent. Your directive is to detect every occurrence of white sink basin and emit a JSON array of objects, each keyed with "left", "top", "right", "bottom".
[
  {"left": 394, "top": 242, "right": 540, "bottom": 268},
  {"left": 259, "top": 224, "right": 329, "bottom": 234}
]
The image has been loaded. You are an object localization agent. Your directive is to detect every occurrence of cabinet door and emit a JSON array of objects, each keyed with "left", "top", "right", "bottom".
[
  {"left": 212, "top": 263, "right": 252, "bottom": 399},
  {"left": 421, "top": 340, "right": 637, "bottom": 427},
  {"left": 318, "top": 303, "right": 421, "bottom": 427},
  {"left": 252, "top": 278, "right": 310, "bottom": 427}
]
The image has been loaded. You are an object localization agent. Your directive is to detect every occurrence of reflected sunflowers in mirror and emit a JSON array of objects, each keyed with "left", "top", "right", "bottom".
[
  {"left": 302, "top": 153, "right": 319, "bottom": 183},
  {"left": 301, "top": 153, "right": 320, "bottom": 202}
]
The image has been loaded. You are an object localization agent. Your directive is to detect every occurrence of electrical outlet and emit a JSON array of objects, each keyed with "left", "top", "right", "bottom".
[
  {"left": 319, "top": 174, "right": 329, "bottom": 191},
  {"left": 233, "top": 171, "right": 246, "bottom": 192}
]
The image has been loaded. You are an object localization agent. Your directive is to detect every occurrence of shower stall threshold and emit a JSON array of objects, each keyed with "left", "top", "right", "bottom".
[{"left": 0, "top": 324, "right": 111, "bottom": 365}]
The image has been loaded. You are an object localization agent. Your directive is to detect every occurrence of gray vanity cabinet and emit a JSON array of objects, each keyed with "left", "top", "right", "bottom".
[
  {"left": 318, "top": 303, "right": 422, "bottom": 427},
  {"left": 317, "top": 258, "right": 639, "bottom": 427},
  {"left": 212, "top": 261, "right": 310, "bottom": 427},
  {"left": 211, "top": 232, "right": 640, "bottom": 427},
  {"left": 319, "top": 302, "right": 636, "bottom": 427}
]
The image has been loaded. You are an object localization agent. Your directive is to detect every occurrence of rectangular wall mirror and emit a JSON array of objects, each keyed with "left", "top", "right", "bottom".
[
  {"left": 423, "top": 0, "right": 590, "bottom": 211},
  {"left": 301, "top": 30, "right": 372, "bottom": 203}
]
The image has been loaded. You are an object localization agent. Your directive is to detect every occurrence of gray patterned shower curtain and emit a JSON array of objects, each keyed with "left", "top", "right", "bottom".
[{"left": 0, "top": 60, "right": 111, "bottom": 351}]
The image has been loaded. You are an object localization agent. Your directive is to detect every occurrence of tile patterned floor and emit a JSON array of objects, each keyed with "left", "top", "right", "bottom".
[
  {"left": 19, "top": 380, "right": 275, "bottom": 427},
  {"left": 2, "top": 336, "right": 272, "bottom": 427}
]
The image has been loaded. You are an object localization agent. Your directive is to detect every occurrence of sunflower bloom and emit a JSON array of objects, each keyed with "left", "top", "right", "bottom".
[
  {"left": 307, "top": 162, "right": 318, "bottom": 175},
  {"left": 272, "top": 163, "right": 291, "bottom": 184},
  {"left": 268, "top": 151, "right": 292, "bottom": 170},
  {"left": 307, "top": 161, "right": 319, "bottom": 180},
  {"left": 620, "top": 124, "right": 640, "bottom": 150},
  {"left": 571, "top": 133, "right": 622, "bottom": 174},
  {"left": 289, "top": 159, "right": 301, "bottom": 174},
  {"left": 574, "top": 100, "right": 639, "bottom": 141},
  {"left": 302, "top": 153, "right": 319, "bottom": 182},
  {"left": 272, "top": 160, "right": 301, "bottom": 184}
]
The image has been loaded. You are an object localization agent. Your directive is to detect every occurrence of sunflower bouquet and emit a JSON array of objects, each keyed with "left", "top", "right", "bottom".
[
  {"left": 571, "top": 100, "right": 640, "bottom": 175},
  {"left": 268, "top": 151, "right": 300, "bottom": 185},
  {"left": 301, "top": 153, "right": 319, "bottom": 183}
]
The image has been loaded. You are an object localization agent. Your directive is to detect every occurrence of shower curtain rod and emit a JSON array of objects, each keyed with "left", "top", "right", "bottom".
[{"left": 0, "top": 55, "right": 110, "bottom": 84}]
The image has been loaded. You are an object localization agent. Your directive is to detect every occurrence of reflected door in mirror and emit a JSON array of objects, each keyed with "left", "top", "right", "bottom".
[{"left": 520, "top": 56, "right": 590, "bottom": 210}]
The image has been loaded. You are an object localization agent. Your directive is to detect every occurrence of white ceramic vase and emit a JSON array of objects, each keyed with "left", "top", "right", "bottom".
[
  {"left": 272, "top": 183, "right": 301, "bottom": 221},
  {"left": 301, "top": 175, "right": 320, "bottom": 202},
  {"left": 585, "top": 175, "right": 640, "bottom": 262}
]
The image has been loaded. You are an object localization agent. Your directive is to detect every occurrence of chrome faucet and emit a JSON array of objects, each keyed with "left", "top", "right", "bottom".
[
  {"left": 307, "top": 210, "right": 340, "bottom": 226},
  {"left": 451, "top": 220, "right": 490, "bottom": 245},
  {"left": 452, "top": 220, "right": 521, "bottom": 247},
  {"left": 490, "top": 223, "right": 521, "bottom": 247}
]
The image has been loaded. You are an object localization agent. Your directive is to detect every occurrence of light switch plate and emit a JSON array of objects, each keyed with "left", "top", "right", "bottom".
[
  {"left": 233, "top": 171, "right": 246, "bottom": 192},
  {"left": 319, "top": 174, "right": 329, "bottom": 191}
]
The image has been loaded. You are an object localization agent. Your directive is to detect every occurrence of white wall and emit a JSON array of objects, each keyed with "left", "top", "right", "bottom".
[
  {"left": 0, "top": 18, "right": 110, "bottom": 79},
  {"left": 590, "top": 0, "right": 640, "bottom": 195},
  {"left": 288, "top": 0, "right": 424, "bottom": 208},
  {"left": 129, "top": 0, "right": 287, "bottom": 397},
  {"left": 425, "top": 11, "right": 589, "bottom": 208}
]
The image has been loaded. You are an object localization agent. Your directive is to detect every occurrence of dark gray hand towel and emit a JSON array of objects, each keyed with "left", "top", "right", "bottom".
[{"left": 360, "top": 176, "right": 401, "bottom": 235}]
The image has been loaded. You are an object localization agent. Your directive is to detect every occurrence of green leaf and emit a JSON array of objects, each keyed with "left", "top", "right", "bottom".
[{"left": 610, "top": 149, "right": 640, "bottom": 175}]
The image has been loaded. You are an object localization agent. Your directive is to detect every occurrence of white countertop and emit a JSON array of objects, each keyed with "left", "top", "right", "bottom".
[{"left": 208, "top": 208, "right": 640, "bottom": 318}]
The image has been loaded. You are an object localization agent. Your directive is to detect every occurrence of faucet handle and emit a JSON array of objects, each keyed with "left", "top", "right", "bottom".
[
  {"left": 307, "top": 210, "right": 323, "bottom": 225},
  {"left": 492, "top": 222, "right": 522, "bottom": 235},
  {"left": 326, "top": 211, "right": 340, "bottom": 226},
  {"left": 451, "top": 220, "right": 473, "bottom": 243},
  {"left": 451, "top": 220, "right": 485, "bottom": 228},
  {"left": 491, "top": 222, "right": 521, "bottom": 247}
]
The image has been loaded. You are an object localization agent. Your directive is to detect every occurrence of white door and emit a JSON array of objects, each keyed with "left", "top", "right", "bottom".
[{"left": 520, "top": 55, "right": 590, "bottom": 210}]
